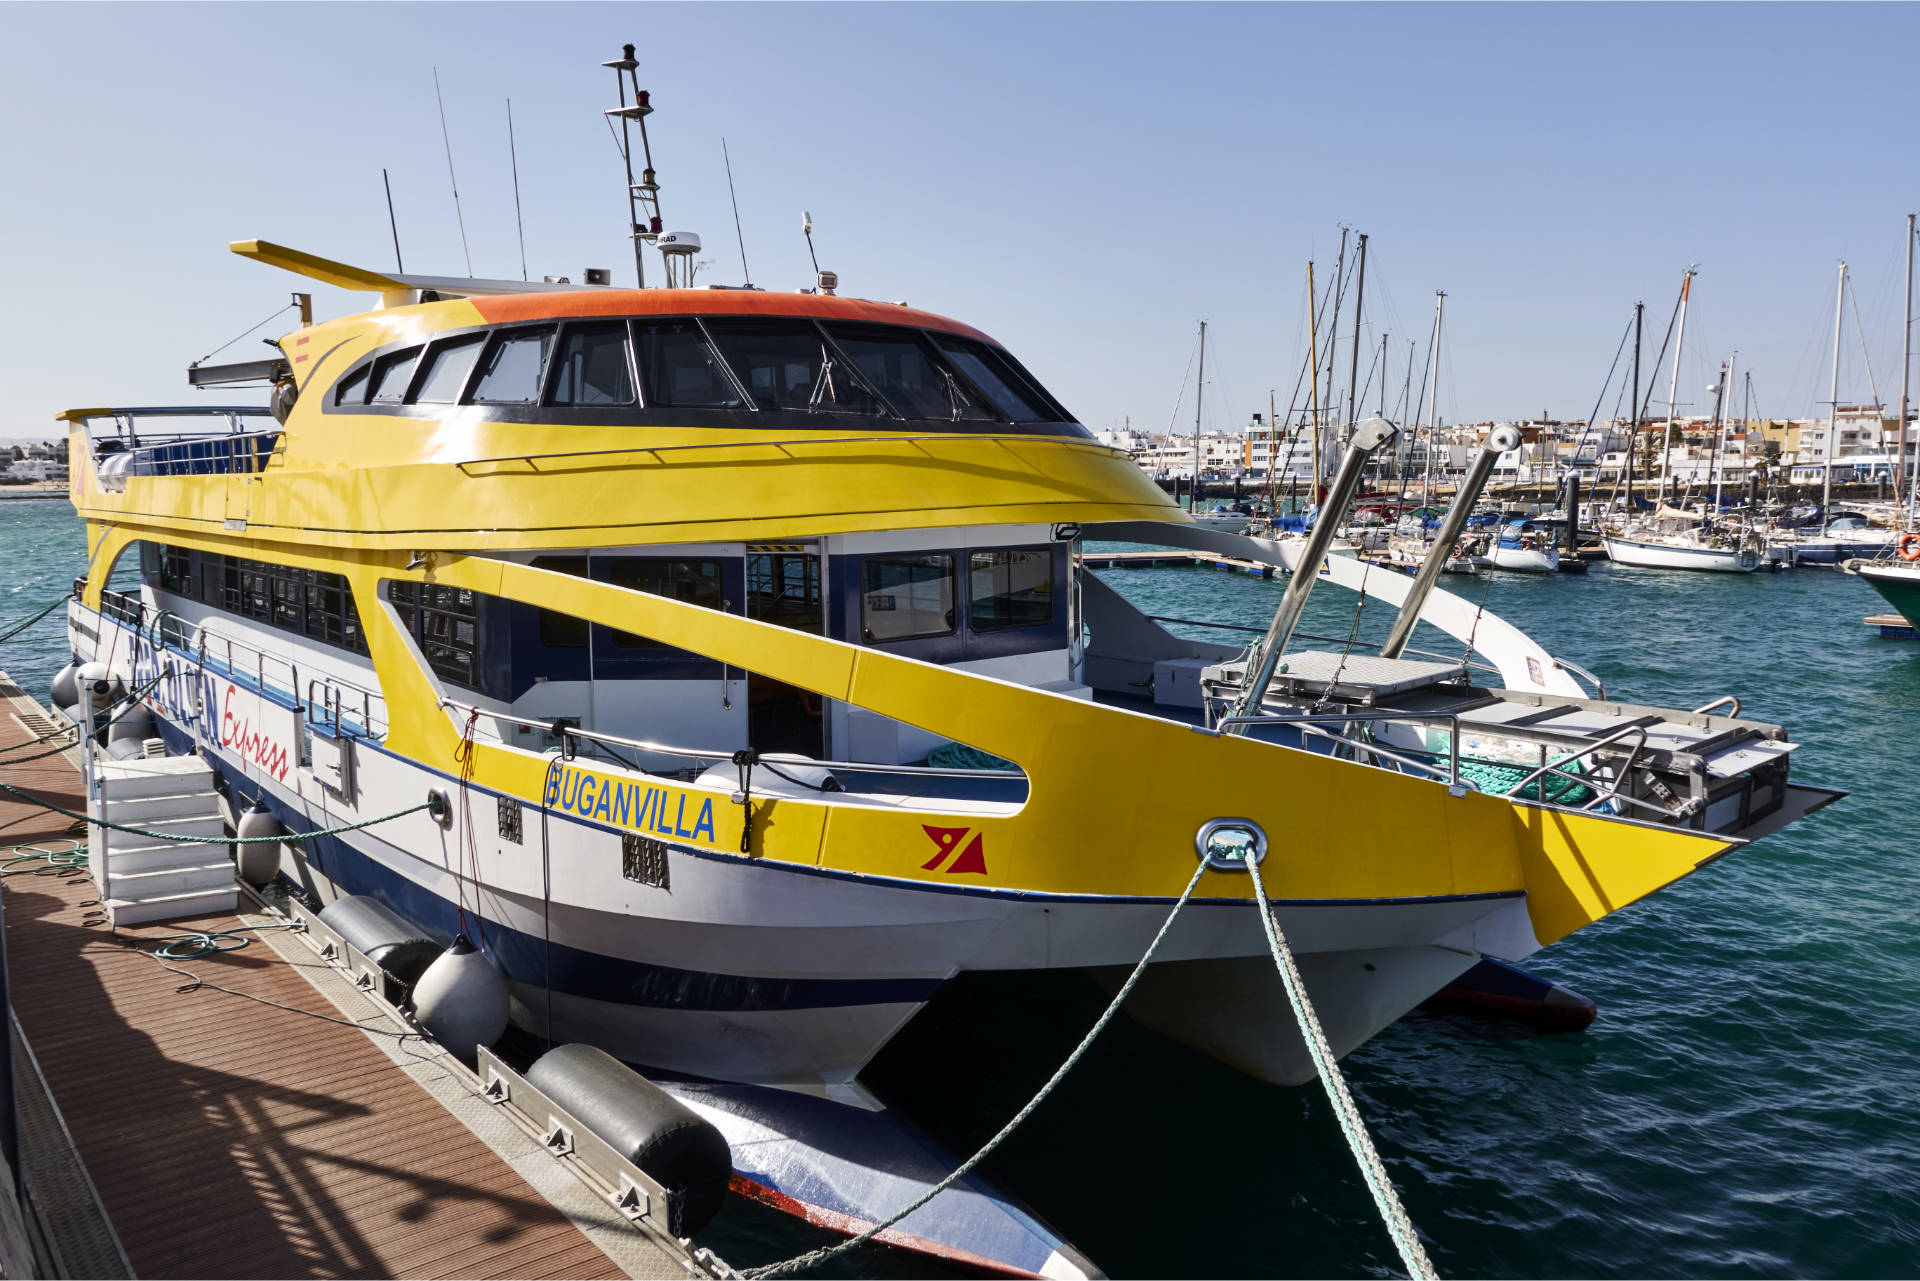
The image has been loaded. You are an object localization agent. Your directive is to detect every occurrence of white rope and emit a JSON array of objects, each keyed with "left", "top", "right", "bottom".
[
  {"left": 1247, "top": 854, "right": 1438, "bottom": 1280},
  {"left": 736, "top": 858, "right": 1213, "bottom": 1278}
]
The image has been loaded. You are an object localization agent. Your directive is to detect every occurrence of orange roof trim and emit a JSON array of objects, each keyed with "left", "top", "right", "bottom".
[{"left": 469, "top": 289, "right": 999, "bottom": 346}]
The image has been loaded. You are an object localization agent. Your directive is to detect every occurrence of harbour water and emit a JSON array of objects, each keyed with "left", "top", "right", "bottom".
[{"left": 4, "top": 496, "right": 1914, "bottom": 1278}]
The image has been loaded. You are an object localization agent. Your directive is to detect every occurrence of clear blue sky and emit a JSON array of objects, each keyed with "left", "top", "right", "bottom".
[{"left": 3, "top": 2, "right": 1916, "bottom": 442}]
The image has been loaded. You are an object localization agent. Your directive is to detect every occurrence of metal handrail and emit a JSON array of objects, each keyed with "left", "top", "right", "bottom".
[
  {"left": 435, "top": 695, "right": 1024, "bottom": 779},
  {"left": 1551, "top": 656, "right": 1608, "bottom": 700},
  {"left": 1143, "top": 615, "right": 1501, "bottom": 676},
  {"left": 455, "top": 431, "right": 1123, "bottom": 471},
  {"left": 1216, "top": 710, "right": 1464, "bottom": 792},
  {"left": 1691, "top": 695, "right": 1740, "bottom": 718},
  {"left": 1503, "top": 723, "right": 1650, "bottom": 806}
]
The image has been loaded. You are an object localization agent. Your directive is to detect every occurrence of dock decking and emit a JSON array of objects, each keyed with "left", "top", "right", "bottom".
[{"left": 0, "top": 672, "right": 685, "bottom": 1280}]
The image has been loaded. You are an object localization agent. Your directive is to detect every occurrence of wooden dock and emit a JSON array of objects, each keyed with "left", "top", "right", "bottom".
[{"left": 0, "top": 672, "right": 690, "bottom": 1279}]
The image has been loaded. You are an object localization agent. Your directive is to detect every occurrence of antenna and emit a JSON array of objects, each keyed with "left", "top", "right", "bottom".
[
  {"left": 381, "top": 168, "right": 404, "bottom": 273},
  {"left": 801, "top": 212, "right": 834, "bottom": 293},
  {"left": 722, "top": 138, "right": 752, "bottom": 287},
  {"left": 432, "top": 67, "right": 473, "bottom": 276},
  {"left": 506, "top": 98, "right": 527, "bottom": 282},
  {"left": 603, "top": 43, "right": 664, "bottom": 289}
]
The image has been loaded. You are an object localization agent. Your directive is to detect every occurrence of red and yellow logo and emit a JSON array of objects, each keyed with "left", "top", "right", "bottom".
[{"left": 920, "top": 825, "right": 987, "bottom": 875}]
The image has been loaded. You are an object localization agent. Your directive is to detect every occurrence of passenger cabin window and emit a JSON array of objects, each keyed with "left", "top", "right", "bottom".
[
  {"left": 969, "top": 548, "right": 1054, "bottom": 631},
  {"left": 933, "top": 336, "right": 1062, "bottom": 423},
  {"left": 368, "top": 347, "right": 421, "bottom": 403},
  {"left": 828, "top": 324, "right": 993, "bottom": 422},
  {"left": 635, "top": 321, "right": 743, "bottom": 408},
  {"left": 550, "top": 323, "right": 636, "bottom": 406},
  {"left": 412, "top": 334, "right": 486, "bottom": 403},
  {"left": 607, "top": 559, "right": 724, "bottom": 648},
  {"left": 469, "top": 327, "right": 556, "bottom": 404},
  {"left": 389, "top": 581, "right": 479, "bottom": 687},
  {"left": 531, "top": 556, "right": 589, "bottom": 648},
  {"left": 705, "top": 320, "right": 883, "bottom": 416},
  {"left": 862, "top": 554, "right": 955, "bottom": 643}
]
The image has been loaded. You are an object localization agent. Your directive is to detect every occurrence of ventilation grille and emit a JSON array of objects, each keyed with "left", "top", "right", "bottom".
[
  {"left": 497, "top": 796, "right": 523, "bottom": 845},
  {"left": 621, "top": 834, "right": 669, "bottom": 889}
]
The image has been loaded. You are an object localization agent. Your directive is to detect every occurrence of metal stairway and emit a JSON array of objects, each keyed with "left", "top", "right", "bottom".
[{"left": 88, "top": 756, "right": 237, "bottom": 926}]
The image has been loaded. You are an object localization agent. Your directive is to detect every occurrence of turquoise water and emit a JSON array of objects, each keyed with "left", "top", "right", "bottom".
[{"left": 3, "top": 499, "right": 1913, "bottom": 1278}]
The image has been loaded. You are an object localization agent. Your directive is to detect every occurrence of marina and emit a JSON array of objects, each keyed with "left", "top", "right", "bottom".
[{"left": 3, "top": 7, "right": 1920, "bottom": 1279}]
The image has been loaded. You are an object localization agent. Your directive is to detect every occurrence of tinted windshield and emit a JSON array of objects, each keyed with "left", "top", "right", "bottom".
[
  {"left": 704, "top": 319, "right": 884, "bottom": 415},
  {"left": 828, "top": 324, "right": 995, "bottom": 422}
]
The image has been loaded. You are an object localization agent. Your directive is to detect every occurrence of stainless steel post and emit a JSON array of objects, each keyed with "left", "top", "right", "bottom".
[
  {"left": 1381, "top": 424, "right": 1521, "bottom": 660},
  {"left": 1228, "top": 416, "right": 1398, "bottom": 729}
]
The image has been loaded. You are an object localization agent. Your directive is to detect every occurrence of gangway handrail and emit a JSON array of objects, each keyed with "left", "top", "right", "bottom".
[
  {"left": 1503, "top": 722, "right": 1652, "bottom": 809},
  {"left": 1691, "top": 694, "right": 1740, "bottom": 718}
]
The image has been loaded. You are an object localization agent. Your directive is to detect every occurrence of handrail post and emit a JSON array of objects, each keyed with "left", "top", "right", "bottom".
[
  {"left": 1227, "top": 416, "right": 1399, "bottom": 730},
  {"left": 1380, "top": 424, "right": 1521, "bottom": 660}
]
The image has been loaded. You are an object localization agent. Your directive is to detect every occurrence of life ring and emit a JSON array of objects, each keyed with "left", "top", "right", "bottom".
[
  {"left": 1901, "top": 533, "right": 1920, "bottom": 561},
  {"left": 1452, "top": 539, "right": 1471, "bottom": 560}
]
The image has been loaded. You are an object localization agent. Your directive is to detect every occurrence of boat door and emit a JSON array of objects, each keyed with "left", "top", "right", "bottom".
[{"left": 745, "top": 545, "right": 827, "bottom": 758}]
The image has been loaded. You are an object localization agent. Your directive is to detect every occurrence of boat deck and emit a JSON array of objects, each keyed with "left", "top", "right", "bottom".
[{"left": 0, "top": 672, "right": 685, "bottom": 1279}]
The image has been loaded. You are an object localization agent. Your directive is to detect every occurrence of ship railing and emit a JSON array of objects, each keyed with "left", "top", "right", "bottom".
[
  {"left": 1216, "top": 710, "right": 1664, "bottom": 819},
  {"left": 67, "top": 406, "right": 282, "bottom": 480},
  {"left": 69, "top": 404, "right": 275, "bottom": 446},
  {"left": 1141, "top": 613, "right": 1514, "bottom": 684},
  {"left": 434, "top": 695, "right": 1024, "bottom": 783}
]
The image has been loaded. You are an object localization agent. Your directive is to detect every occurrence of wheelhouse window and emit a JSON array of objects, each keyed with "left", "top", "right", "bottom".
[
  {"left": 159, "top": 545, "right": 192, "bottom": 596},
  {"left": 412, "top": 334, "right": 486, "bottom": 403},
  {"left": 969, "top": 548, "right": 1054, "bottom": 631},
  {"left": 827, "top": 324, "right": 993, "bottom": 422},
  {"left": 704, "top": 319, "right": 884, "bottom": 416},
  {"left": 332, "top": 364, "right": 370, "bottom": 406},
  {"left": 861, "top": 554, "right": 955, "bottom": 643},
  {"left": 469, "top": 327, "right": 556, "bottom": 404},
  {"left": 635, "top": 321, "right": 743, "bottom": 409},
  {"left": 368, "top": 347, "right": 421, "bottom": 404},
  {"left": 550, "top": 323, "right": 637, "bottom": 406},
  {"left": 607, "top": 559, "right": 724, "bottom": 648},
  {"left": 932, "top": 336, "right": 1066, "bottom": 423}
]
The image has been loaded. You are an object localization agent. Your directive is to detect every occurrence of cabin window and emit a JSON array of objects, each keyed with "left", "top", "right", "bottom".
[
  {"left": 412, "top": 334, "right": 487, "bottom": 403},
  {"left": 469, "top": 327, "right": 556, "bottom": 405},
  {"left": 530, "top": 556, "right": 589, "bottom": 649},
  {"left": 270, "top": 566, "right": 305, "bottom": 631},
  {"left": 705, "top": 319, "right": 883, "bottom": 416},
  {"left": 635, "top": 321, "right": 743, "bottom": 409},
  {"left": 332, "top": 364, "right": 371, "bottom": 406},
  {"left": 969, "top": 548, "right": 1053, "bottom": 631},
  {"left": 932, "top": 336, "right": 1062, "bottom": 423},
  {"left": 861, "top": 553, "right": 955, "bottom": 643},
  {"left": 159, "top": 545, "right": 193, "bottom": 596},
  {"left": 389, "top": 581, "right": 479, "bottom": 687},
  {"left": 828, "top": 324, "right": 992, "bottom": 422},
  {"left": 607, "top": 559, "right": 724, "bottom": 649},
  {"left": 550, "top": 323, "right": 636, "bottom": 406},
  {"left": 368, "top": 347, "right": 422, "bottom": 404}
]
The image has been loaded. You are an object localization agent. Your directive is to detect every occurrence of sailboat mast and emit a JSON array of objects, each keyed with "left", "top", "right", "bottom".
[
  {"left": 1343, "top": 233, "right": 1369, "bottom": 450},
  {"left": 1712, "top": 354, "right": 1734, "bottom": 513},
  {"left": 1192, "top": 320, "right": 1207, "bottom": 504},
  {"left": 1900, "top": 213, "right": 1915, "bottom": 520},
  {"left": 1825, "top": 261, "right": 1847, "bottom": 520},
  {"left": 1628, "top": 301, "right": 1642, "bottom": 513},
  {"left": 1423, "top": 291, "right": 1445, "bottom": 518},
  {"left": 1661, "top": 268, "right": 1695, "bottom": 504},
  {"left": 1307, "top": 262, "right": 1321, "bottom": 504}
]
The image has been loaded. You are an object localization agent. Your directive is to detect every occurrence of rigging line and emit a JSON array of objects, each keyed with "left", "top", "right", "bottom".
[
  {"left": 1846, "top": 272, "right": 1884, "bottom": 410},
  {"left": 506, "top": 98, "right": 528, "bottom": 283},
  {"left": 1164, "top": 329, "right": 1202, "bottom": 436},
  {"left": 722, "top": 138, "right": 752, "bottom": 287},
  {"left": 1568, "top": 310, "right": 1636, "bottom": 498},
  {"left": 432, "top": 67, "right": 473, "bottom": 277},
  {"left": 193, "top": 302, "right": 297, "bottom": 366}
]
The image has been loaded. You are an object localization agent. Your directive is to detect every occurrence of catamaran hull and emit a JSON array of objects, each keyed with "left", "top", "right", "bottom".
[{"left": 1601, "top": 535, "right": 1758, "bottom": 572}]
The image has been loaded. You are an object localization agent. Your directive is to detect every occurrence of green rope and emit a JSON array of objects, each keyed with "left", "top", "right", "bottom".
[
  {"left": 0, "top": 840, "right": 89, "bottom": 877},
  {"left": 0, "top": 779, "right": 436, "bottom": 848},
  {"left": 149, "top": 922, "right": 307, "bottom": 960},
  {"left": 0, "top": 594, "right": 71, "bottom": 645}
]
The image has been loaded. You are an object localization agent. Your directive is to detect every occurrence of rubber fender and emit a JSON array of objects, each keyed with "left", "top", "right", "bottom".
[
  {"left": 412, "top": 935, "right": 509, "bottom": 1060},
  {"left": 316, "top": 894, "right": 441, "bottom": 985},
  {"left": 106, "top": 704, "right": 155, "bottom": 745},
  {"left": 50, "top": 660, "right": 79, "bottom": 710},
  {"left": 526, "top": 1042, "right": 733, "bottom": 1236},
  {"left": 233, "top": 798, "right": 283, "bottom": 886}
]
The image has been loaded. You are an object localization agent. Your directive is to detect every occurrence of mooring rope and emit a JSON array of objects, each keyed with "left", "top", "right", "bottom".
[
  {"left": 1246, "top": 853, "right": 1438, "bottom": 1280},
  {"left": 0, "top": 779, "right": 435, "bottom": 848},
  {"left": 737, "top": 858, "right": 1213, "bottom": 1279},
  {"left": 0, "top": 594, "right": 71, "bottom": 645}
]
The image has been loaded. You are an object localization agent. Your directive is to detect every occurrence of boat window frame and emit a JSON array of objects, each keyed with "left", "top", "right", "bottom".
[
  {"left": 966, "top": 544, "right": 1056, "bottom": 633},
  {"left": 466, "top": 324, "right": 560, "bottom": 406},
  {"left": 543, "top": 319, "right": 643, "bottom": 410},
  {"left": 860, "top": 551, "right": 958, "bottom": 645}
]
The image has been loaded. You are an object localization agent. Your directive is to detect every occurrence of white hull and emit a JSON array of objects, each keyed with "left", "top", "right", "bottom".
[
  {"left": 1487, "top": 545, "right": 1560, "bottom": 573},
  {"left": 1601, "top": 534, "right": 1758, "bottom": 573}
]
